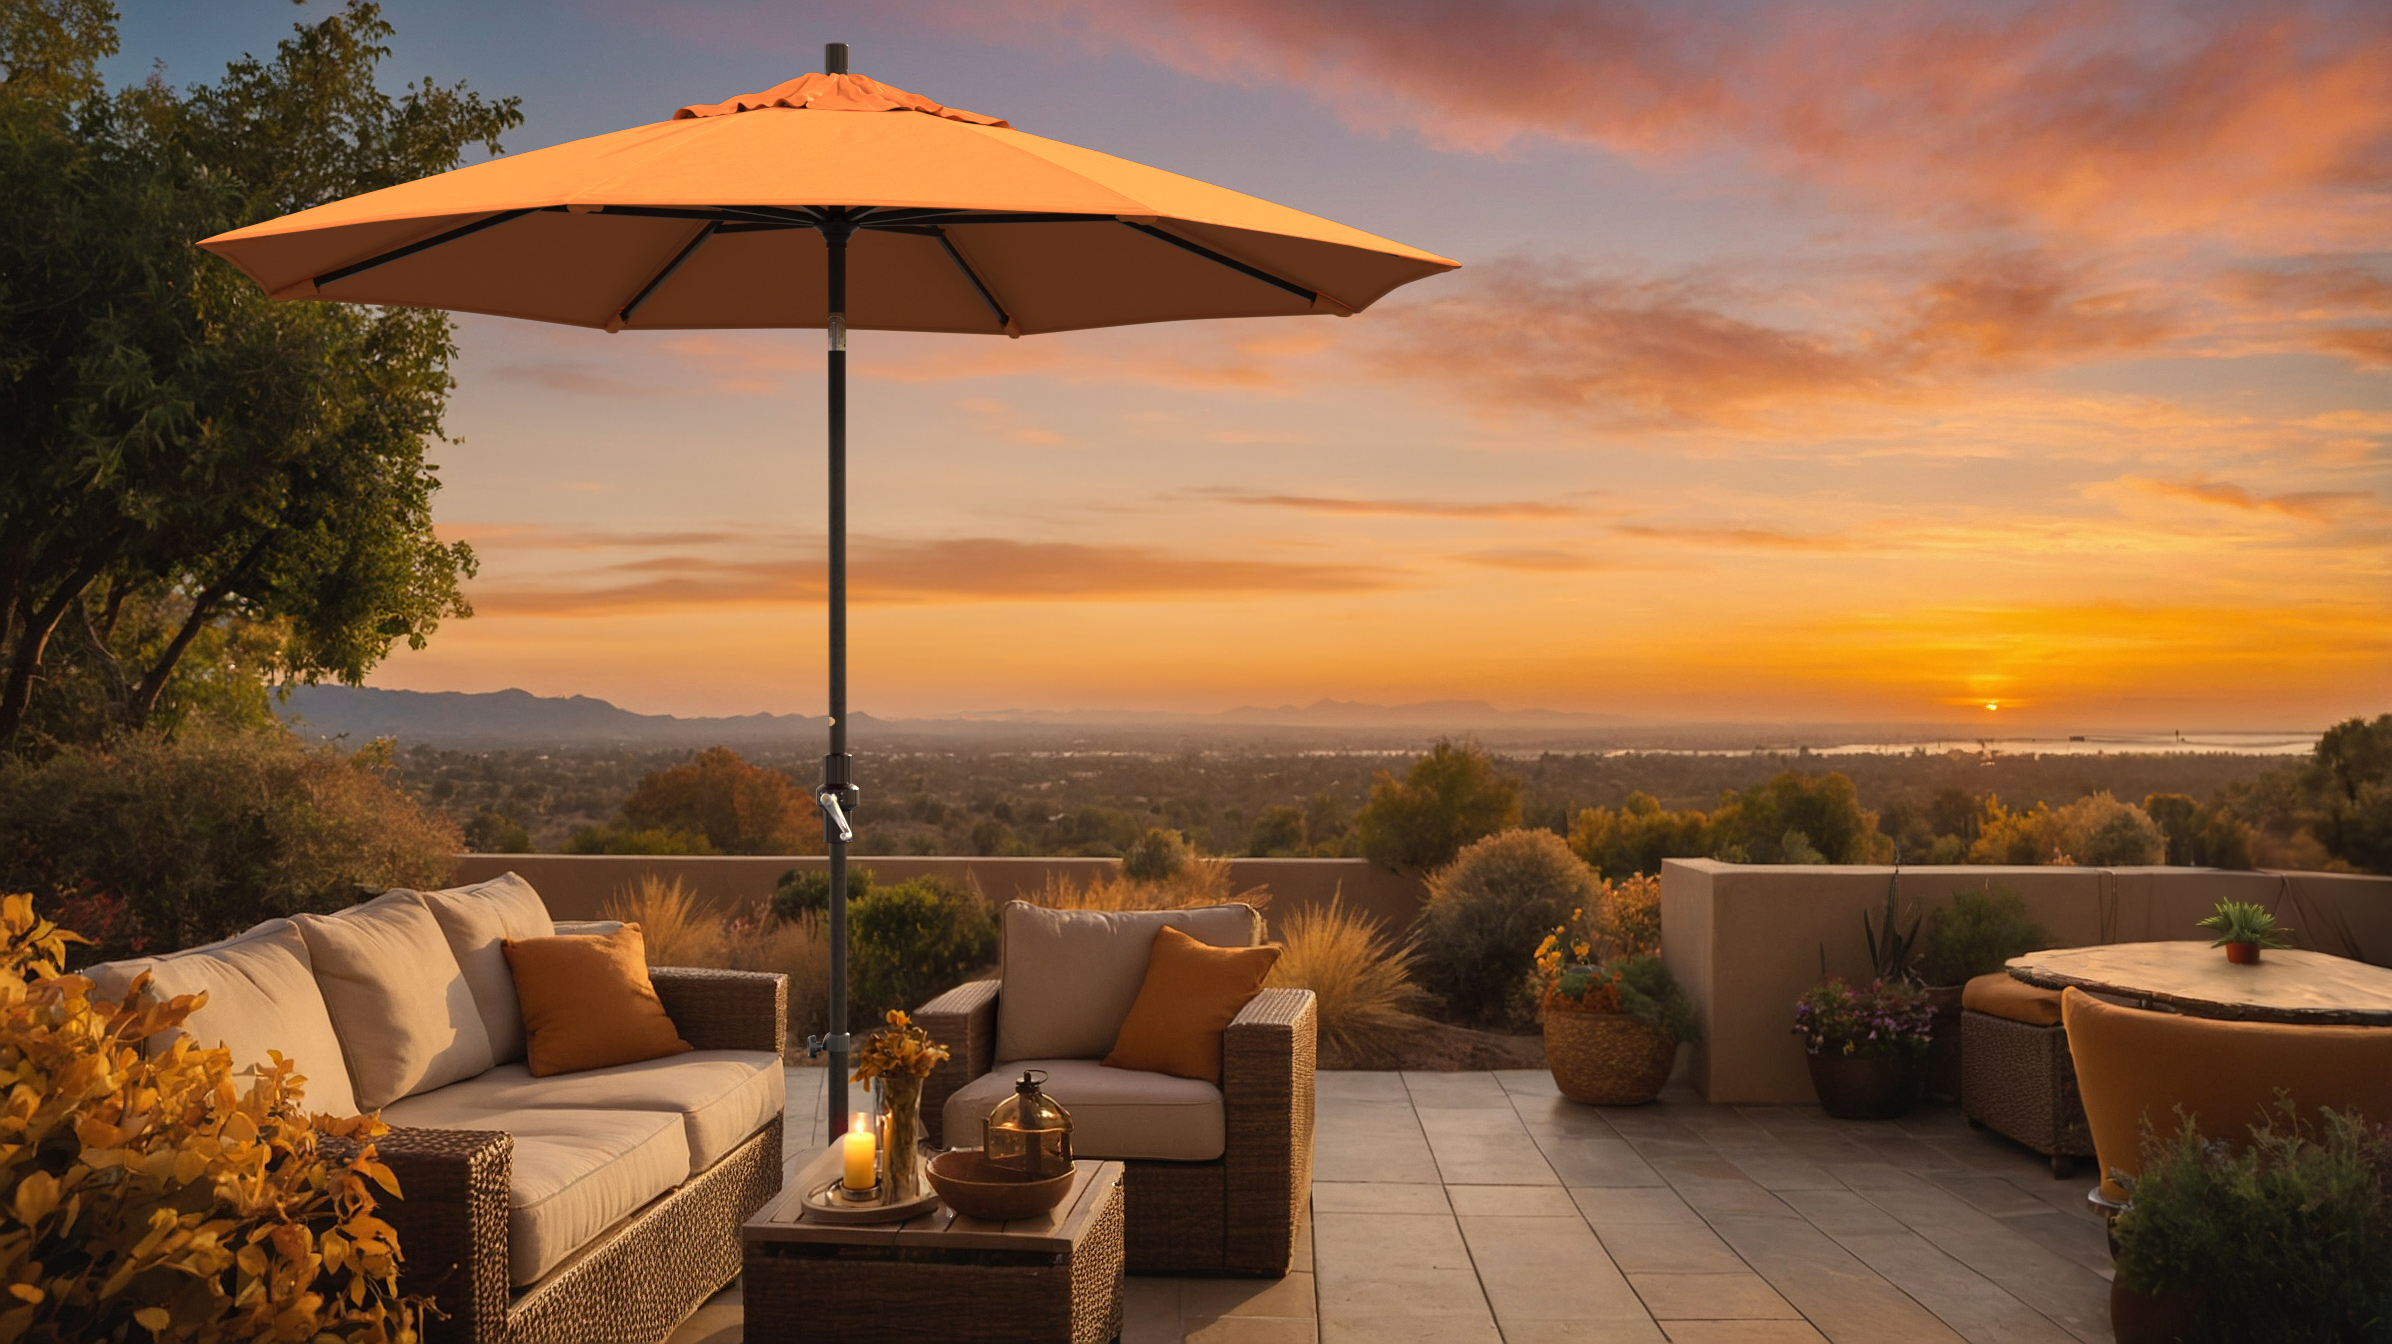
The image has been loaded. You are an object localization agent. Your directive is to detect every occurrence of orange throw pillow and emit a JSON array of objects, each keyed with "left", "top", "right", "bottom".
[
  {"left": 503, "top": 924, "right": 693, "bottom": 1077},
  {"left": 1102, "top": 926, "right": 1281, "bottom": 1084}
]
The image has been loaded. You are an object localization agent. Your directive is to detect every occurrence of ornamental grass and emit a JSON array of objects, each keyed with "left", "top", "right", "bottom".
[{"left": 1265, "top": 897, "right": 1428, "bottom": 1068}]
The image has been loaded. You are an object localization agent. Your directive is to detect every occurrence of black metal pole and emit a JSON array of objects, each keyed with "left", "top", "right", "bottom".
[{"left": 820, "top": 209, "right": 857, "bottom": 1145}]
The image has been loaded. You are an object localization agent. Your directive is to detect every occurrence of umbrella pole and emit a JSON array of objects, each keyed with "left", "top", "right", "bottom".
[{"left": 818, "top": 210, "right": 859, "bottom": 1144}]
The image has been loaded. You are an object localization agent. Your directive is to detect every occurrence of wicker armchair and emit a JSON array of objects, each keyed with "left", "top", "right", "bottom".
[
  {"left": 379, "top": 967, "right": 788, "bottom": 1344},
  {"left": 917, "top": 977, "right": 1316, "bottom": 1278}
]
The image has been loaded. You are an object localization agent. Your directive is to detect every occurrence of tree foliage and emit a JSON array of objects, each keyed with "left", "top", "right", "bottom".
[
  {"left": 0, "top": 729, "right": 458, "bottom": 959},
  {"left": 1354, "top": 741, "right": 1522, "bottom": 871},
  {"left": 2305, "top": 714, "right": 2392, "bottom": 874},
  {"left": 594, "top": 745, "right": 822, "bottom": 856},
  {"left": 1414, "top": 828, "right": 1597, "bottom": 1029},
  {"left": 0, "top": 893, "right": 422, "bottom": 1342},
  {"left": 0, "top": 0, "right": 520, "bottom": 747}
]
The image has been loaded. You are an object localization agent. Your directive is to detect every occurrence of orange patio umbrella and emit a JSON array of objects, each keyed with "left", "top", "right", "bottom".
[{"left": 201, "top": 44, "right": 1456, "bottom": 1138}]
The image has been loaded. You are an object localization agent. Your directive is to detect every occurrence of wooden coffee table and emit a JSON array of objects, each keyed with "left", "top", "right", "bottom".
[
  {"left": 742, "top": 1149, "right": 1125, "bottom": 1344},
  {"left": 2007, "top": 942, "right": 2392, "bottom": 1026}
]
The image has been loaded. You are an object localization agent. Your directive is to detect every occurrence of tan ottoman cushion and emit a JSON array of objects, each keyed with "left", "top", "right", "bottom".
[
  {"left": 294, "top": 890, "right": 496, "bottom": 1110},
  {"left": 1962, "top": 972, "right": 2064, "bottom": 1027}
]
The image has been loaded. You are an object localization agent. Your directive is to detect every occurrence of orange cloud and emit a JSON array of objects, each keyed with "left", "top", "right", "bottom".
[
  {"left": 1199, "top": 490, "right": 1592, "bottom": 519},
  {"left": 468, "top": 536, "right": 1401, "bottom": 614},
  {"left": 2100, "top": 476, "right": 2383, "bottom": 523},
  {"left": 1613, "top": 524, "right": 1862, "bottom": 552}
]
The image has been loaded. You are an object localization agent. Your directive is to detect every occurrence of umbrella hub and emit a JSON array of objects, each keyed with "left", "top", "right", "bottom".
[{"left": 673, "top": 72, "right": 1010, "bottom": 128}]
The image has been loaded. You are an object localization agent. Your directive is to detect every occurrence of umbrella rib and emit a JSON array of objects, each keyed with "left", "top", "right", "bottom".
[
  {"left": 312, "top": 208, "right": 537, "bottom": 288},
  {"left": 923, "top": 227, "right": 1011, "bottom": 331},
  {"left": 614, "top": 221, "right": 720, "bottom": 328},
  {"left": 1117, "top": 221, "right": 1317, "bottom": 304}
]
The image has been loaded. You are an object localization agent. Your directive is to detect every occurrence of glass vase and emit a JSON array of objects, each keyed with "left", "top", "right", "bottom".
[{"left": 876, "top": 1074, "right": 924, "bottom": 1200}]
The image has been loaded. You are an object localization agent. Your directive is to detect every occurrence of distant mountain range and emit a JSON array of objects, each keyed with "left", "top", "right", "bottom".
[{"left": 274, "top": 685, "right": 1627, "bottom": 748}]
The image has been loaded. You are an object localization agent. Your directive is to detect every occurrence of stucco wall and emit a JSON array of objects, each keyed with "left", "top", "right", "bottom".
[
  {"left": 446, "top": 852, "right": 1428, "bottom": 937},
  {"left": 1660, "top": 860, "right": 2392, "bottom": 1104}
]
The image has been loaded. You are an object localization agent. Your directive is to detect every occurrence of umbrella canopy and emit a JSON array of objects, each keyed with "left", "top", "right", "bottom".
[
  {"left": 198, "top": 71, "right": 1456, "bottom": 336},
  {"left": 200, "top": 51, "right": 1454, "bottom": 1143}
]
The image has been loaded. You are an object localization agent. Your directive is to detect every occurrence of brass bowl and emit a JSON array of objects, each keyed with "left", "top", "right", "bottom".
[{"left": 926, "top": 1150, "right": 1075, "bottom": 1221}]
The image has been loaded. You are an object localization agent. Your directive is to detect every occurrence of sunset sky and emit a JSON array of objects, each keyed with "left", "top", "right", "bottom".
[{"left": 122, "top": 1, "right": 2391, "bottom": 727}]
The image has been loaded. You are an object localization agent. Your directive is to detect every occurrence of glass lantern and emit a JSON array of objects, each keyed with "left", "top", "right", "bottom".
[{"left": 983, "top": 1069, "right": 1073, "bottom": 1178}]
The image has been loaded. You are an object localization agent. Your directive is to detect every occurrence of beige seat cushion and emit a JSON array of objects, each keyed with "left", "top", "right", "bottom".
[
  {"left": 378, "top": 1050, "right": 783, "bottom": 1171},
  {"left": 944, "top": 1057, "right": 1224, "bottom": 1162},
  {"left": 996, "top": 903, "right": 1264, "bottom": 1063},
  {"left": 412, "top": 873, "right": 554, "bottom": 1064},
  {"left": 379, "top": 1105, "right": 688, "bottom": 1286},
  {"left": 87, "top": 919, "right": 359, "bottom": 1117},
  {"left": 293, "top": 891, "right": 496, "bottom": 1110}
]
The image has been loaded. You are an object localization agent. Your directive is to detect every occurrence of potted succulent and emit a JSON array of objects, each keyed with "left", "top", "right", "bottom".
[
  {"left": 1916, "top": 881, "right": 2050, "bottom": 1101},
  {"left": 1792, "top": 977, "right": 1935, "bottom": 1119},
  {"left": 2195, "top": 899, "right": 2289, "bottom": 964},
  {"left": 1533, "top": 891, "right": 1699, "bottom": 1106}
]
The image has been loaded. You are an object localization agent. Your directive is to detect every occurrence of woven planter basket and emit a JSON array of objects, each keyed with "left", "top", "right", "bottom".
[{"left": 1543, "top": 1010, "right": 1675, "bottom": 1105}]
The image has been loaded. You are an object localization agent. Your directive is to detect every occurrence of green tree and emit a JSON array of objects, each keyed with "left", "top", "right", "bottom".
[
  {"left": 1354, "top": 741, "right": 1523, "bottom": 870},
  {"left": 0, "top": 1, "right": 519, "bottom": 747},
  {"left": 1123, "top": 826, "right": 1192, "bottom": 881},
  {"left": 1567, "top": 791, "right": 1711, "bottom": 879},
  {"left": 2306, "top": 715, "right": 2392, "bottom": 874},
  {"left": 1708, "top": 770, "right": 1885, "bottom": 864},
  {"left": 1248, "top": 804, "right": 1307, "bottom": 857}
]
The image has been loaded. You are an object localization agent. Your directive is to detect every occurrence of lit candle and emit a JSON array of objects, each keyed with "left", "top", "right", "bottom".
[{"left": 841, "top": 1114, "right": 876, "bottom": 1192}]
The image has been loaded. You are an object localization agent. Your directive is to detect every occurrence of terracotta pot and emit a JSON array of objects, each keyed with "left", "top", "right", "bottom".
[
  {"left": 1804, "top": 1048, "right": 1921, "bottom": 1120},
  {"left": 1544, "top": 1010, "right": 1675, "bottom": 1105},
  {"left": 2224, "top": 941, "right": 2260, "bottom": 965},
  {"left": 2109, "top": 1276, "right": 2204, "bottom": 1344}
]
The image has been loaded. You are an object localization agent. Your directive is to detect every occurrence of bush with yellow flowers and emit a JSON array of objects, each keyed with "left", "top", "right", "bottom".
[{"left": 0, "top": 893, "right": 421, "bottom": 1343}]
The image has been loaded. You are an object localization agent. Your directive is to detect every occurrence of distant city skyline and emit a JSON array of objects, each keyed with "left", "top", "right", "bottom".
[{"left": 122, "top": 1, "right": 2392, "bottom": 727}]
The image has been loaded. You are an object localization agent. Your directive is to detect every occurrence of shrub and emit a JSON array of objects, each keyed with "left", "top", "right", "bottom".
[
  {"left": 0, "top": 894, "right": 421, "bottom": 1342},
  {"left": 1969, "top": 791, "right": 2165, "bottom": 866},
  {"left": 1919, "top": 882, "right": 2051, "bottom": 986},
  {"left": 714, "top": 909, "right": 832, "bottom": 1046},
  {"left": 600, "top": 873, "right": 726, "bottom": 967},
  {"left": 1266, "top": 898, "right": 1428, "bottom": 1068},
  {"left": 1792, "top": 978, "right": 1933, "bottom": 1058},
  {"left": 0, "top": 729, "right": 457, "bottom": 960},
  {"left": 1247, "top": 805, "right": 1307, "bottom": 857},
  {"left": 566, "top": 823, "right": 716, "bottom": 855},
  {"left": 463, "top": 807, "right": 531, "bottom": 853},
  {"left": 1031, "top": 855, "right": 1270, "bottom": 913},
  {"left": 1600, "top": 873, "right": 1663, "bottom": 959},
  {"left": 1354, "top": 741, "right": 1522, "bottom": 871},
  {"left": 849, "top": 877, "right": 997, "bottom": 1020},
  {"left": 2111, "top": 1104, "right": 2392, "bottom": 1336},
  {"left": 770, "top": 865, "right": 875, "bottom": 921},
  {"left": 1122, "top": 827, "right": 1191, "bottom": 881},
  {"left": 1414, "top": 829, "right": 1599, "bottom": 1029}
]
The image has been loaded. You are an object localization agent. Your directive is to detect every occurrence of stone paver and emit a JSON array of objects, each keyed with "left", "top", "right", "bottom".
[{"left": 669, "top": 1068, "right": 2115, "bottom": 1344}]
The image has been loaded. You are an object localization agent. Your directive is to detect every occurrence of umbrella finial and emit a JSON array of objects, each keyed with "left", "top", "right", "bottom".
[{"left": 825, "top": 42, "right": 849, "bottom": 75}]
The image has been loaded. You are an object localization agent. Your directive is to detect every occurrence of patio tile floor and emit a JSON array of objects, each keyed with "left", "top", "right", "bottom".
[{"left": 668, "top": 1066, "right": 2114, "bottom": 1343}]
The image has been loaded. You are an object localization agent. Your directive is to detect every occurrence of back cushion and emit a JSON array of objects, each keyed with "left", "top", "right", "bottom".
[
  {"left": 294, "top": 890, "right": 496, "bottom": 1110},
  {"left": 414, "top": 873, "right": 554, "bottom": 1065},
  {"left": 996, "top": 902, "right": 1264, "bottom": 1062},
  {"left": 87, "top": 920, "right": 360, "bottom": 1118}
]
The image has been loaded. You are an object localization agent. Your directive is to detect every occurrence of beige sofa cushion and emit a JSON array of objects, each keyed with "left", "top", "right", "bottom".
[
  {"left": 379, "top": 1050, "right": 783, "bottom": 1171},
  {"left": 944, "top": 1057, "right": 1224, "bottom": 1162},
  {"left": 87, "top": 919, "right": 359, "bottom": 1118},
  {"left": 413, "top": 873, "right": 553, "bottom": 1064},
  {"left": 996, "top": 902, "right": 1264, "bottom": 1063},
  {"left": 383, "top": 1105, "right": 688, "bottom": 1286},
  {"left": 293, "top": 891, "right": 496, "bottom": 1110}
]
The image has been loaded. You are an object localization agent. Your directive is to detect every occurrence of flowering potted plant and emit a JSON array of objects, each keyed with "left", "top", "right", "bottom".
[
  {"left": 2195, "top": 899, "right": 2289, "bottom": 965},
  {"left": 1534, "top": 877, "right": 1699, "bottom": 1106},
  {"left": 1792, "top": 977, "right": 1935, "bottom": 1119}
]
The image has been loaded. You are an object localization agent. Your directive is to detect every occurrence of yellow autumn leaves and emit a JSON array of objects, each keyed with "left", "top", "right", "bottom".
[
  {"left": 0, "top": 893, "right": 421, "bottom": 1343},
  {"left": 849, "top": 1009, "right": 949, "bottom": 1084}
]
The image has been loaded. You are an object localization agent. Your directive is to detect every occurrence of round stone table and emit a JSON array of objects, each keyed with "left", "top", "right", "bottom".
[{"left": 2006, "top": 941, "right": 2392, "bottom": 1027}]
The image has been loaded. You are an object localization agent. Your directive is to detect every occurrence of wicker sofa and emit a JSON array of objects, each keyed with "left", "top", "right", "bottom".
[
  {"left": 918, "top": 901, "right": 1316, "bottom": 1278},
  {"left": 89, "top": 876, "right": 786, "bottom": 1344}
]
